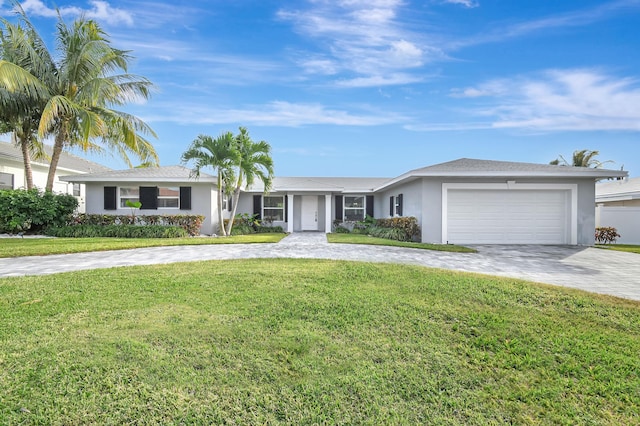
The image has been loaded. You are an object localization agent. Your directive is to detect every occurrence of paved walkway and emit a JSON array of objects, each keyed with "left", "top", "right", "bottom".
[{"left": 1, "top": 232, "right": 639, "bottom": 301}]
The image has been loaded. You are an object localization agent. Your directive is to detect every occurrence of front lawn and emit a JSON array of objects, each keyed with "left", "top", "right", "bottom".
[
  {"left": 0, "top": 234, "right": 286, "bottom": 258},
  {"left": 328, "top": 232, "right": 477, "bottom": 253},
  {"left": 1, "top": 259, "right": 638, "bottom": 424},
  {"left": 595, "top": 244, "right": 640, "bottom": 254}
]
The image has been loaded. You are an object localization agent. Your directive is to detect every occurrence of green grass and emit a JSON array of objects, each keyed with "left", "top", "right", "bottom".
[
  {"left": 328, "top": 232, "right": 477, "bottom": 253},
  {"left": 0, "top": 234, "right": 286, "bottom": 258},
  {"left": 595, "top": 244, "right": 640, "bottom": 254},
  {"left": 1, "top": 259, "right": 638, "bottom": 424}
]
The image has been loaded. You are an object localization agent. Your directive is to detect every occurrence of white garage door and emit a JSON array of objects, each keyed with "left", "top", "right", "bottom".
[{"left": 447, "top": 189, "right": 570, "bottom": 244}]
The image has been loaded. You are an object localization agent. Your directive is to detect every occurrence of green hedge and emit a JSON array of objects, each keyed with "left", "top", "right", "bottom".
[
  {"left": 0, "top": 189, "right": 78, "bottom": 234},
  {"left": 45, "top": 225, "right": 189, "bottom": 238},
  {"left": 72, "top": 214, "right": 204, "bottom": 236}
]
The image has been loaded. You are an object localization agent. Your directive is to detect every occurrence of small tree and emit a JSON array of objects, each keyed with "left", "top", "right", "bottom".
[
  {"left": 225, "top": 127, "right": 274, "bottom": 236},
  {"left": 181, "top": 133, "right": 238, "bottom": 236}
]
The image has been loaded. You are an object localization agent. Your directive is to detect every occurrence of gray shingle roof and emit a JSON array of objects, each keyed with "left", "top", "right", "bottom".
[
  {"left": 376, "top": 158, "right": 628, "bottom": 191},
  {"left": 247, "top": 176, "right": 391, "bottom": 193},
  {"left": 60, "top": 165, "right": 216, "bottom": 183},
  {"left": 0, "top": 141, "right": 111, "bottom": 173}
]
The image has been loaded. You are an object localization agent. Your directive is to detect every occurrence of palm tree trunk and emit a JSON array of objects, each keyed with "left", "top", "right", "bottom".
[
  {"left": 45, "top": 130, "right": 66, "bottom": 192},
  {"left": 216, "top": 173, "right": 227, "bottom": 236},
  {"left": 225, "top": 185, "right": 242, "bottom": 236},
  {"left": 13, "top": 131, "right": 34, "bottom": 190}
]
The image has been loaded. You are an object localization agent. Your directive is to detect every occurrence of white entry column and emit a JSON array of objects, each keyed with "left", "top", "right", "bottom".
[
  {"left": 325, "top": 194, "right": 332, "bottom": 233},
  {"left": 287, "top": 193, "right": 294, "bottom": 233}
]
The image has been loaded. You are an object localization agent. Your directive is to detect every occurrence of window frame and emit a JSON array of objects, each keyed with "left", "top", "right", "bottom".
[
  {"left": 343, "top": 195, "right": 366, "bottom": 221},
  {"left": 263, "top": 195, "right": 285, "bottom": 222},
  {"left": 119, "top": 187, "right": 140, "bottom": 208},
  {"left": 0, "top": 172, "right": 14, "bottom": 190},
  {"left": 157, "top": 186, "right": 180, "bottom": 209}
]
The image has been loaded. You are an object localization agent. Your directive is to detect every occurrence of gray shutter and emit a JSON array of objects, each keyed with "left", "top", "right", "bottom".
[
  {"left": 179, "top": 187, "right": 191, "bottom": 210},
  {"left": 335, "top": 195, "right": 343, "bottom": 221},
  {"left": 253, "top": 195, "right": 262, "bottom": 219},
  {"left": 140, "top": 186, "right": 158, "bottom": 210},
  {"left": 397, "top": 193, "right": 403, "bottom": 216},
  {"left": 366, "top": 195, "right": 374, "bottom": 218},
  {"left": 104, "top": 186, "right": 117, "bottom": 210},
  {"left": 390, "top": 196, "right": 394, "bottom": 216}
]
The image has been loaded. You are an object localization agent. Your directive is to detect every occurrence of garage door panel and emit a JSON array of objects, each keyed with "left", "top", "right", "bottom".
[{"left": 447, "top": 189, "right": 569, "bottom": 244}]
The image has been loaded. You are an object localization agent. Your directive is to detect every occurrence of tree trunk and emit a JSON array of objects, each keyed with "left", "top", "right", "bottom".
[
  {"left": 14, "top": 132, "right": 34, "bottom": 190},
  {"left": 225, "top": 185, "right": 242, "bottom": 236},
  {"left": 216, "top": 172, "right": 227, "bottom": 236},
  {"left": 45, "top": 130, "right": 66, "bottom": 192}
]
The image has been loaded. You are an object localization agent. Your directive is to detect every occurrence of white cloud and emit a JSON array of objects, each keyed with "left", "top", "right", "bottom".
[
  {"left": 442, "top": 0, "right": 479, "bottom": 8},
  {"left": 278, "top": 0, "right": 438, "bottom": 87},
  {"left": 452, "top": 0, "right": 640, "bottom": 48},
  {"left": 145, "top": 101, "right": 407, "bottom": 127},
  {"left": 434, "top": 69, "right": 640, "bottom": 132},
  {"left": 335, "top": 73, "right": 423, "bottom": 88},
  {"left": 18, "top": 0, "right": 133, "bottom": 26}
]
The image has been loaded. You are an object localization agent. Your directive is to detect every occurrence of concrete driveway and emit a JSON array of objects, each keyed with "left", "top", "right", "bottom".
[{"left": 1, "top": 233, "right": 639, "bottom": 301}]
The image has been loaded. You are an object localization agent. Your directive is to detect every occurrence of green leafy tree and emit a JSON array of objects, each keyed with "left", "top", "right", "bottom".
[
  {"left": 181, "top": 133, "right": 239, "bottom": 236},
  {"left": 225, "top": 127, "right": 274, "bottom": 236},
  {"left": 550, "top": 149, "right": 612, "bottom": 168},
  {"left": 0, "top": 4, "right": 158, "bottom": 192}
]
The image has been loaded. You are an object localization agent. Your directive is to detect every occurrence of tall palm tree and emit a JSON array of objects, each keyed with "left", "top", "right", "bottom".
[
  {"left": 39, "top": 17, "right": 158, "bottom": 191},
  {"left": 0, "top": 5, "right": 158, "bottom": 192},
  {"left": 550, "top": 149, "right": 612, "bottom": 168},
  {"left": 0, "top": 18, "right": 49, "bottom": 189},
  {"left": 225, "top": 127, "right": 274, "bottom": 235},
  {"left": 181, "top": 133, "right": 239, "bottom": 236}
]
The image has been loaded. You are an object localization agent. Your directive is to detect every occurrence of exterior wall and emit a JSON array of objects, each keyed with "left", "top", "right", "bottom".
[
  {"left": 0, "top": 158, "right": 88, "bottom": 212},
  {"left": 387, "top": 177, "right": 597, "bottom": 245},
  {"left": 596, "top": 205, "right": 640, "bottom": 244},
  {"left": 84, "top": 182, "right": 217, "bottom": 235}
]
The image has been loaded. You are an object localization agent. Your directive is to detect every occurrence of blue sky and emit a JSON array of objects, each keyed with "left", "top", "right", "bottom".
[{"left": 3, "top": 0, "right": 640, "bottom": 177}]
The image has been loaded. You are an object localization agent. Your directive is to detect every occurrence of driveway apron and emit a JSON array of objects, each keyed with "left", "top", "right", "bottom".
[{"left": 1, "top": 232, "right": 638, "bottom": 301}]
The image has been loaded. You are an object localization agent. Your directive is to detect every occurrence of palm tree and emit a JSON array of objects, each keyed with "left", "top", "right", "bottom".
[
  {"left": 225, "top": 127, "right": 274, "bottom": 235},
  {"left": 39, "top": 17, "right": 158, "bottom": 191},
  {"left": 181, "top": 133, "right": 239, "bottom": 236},
  {"left": 550, "top": 149, "right": 612, "bottom": 168},
  {"left": 0, "top": 6, "right": 158, "bottom": 192},
  {"left": 0, "top": 17, "right": 49, "bottom": 189}
]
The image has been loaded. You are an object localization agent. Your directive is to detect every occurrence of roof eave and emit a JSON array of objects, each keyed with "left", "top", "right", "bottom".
[
  {"left": 375, "top": 170, "right": 628, "bottom": 191},
  {"left": 60, "top": 175, "right": 217, "bottom": 183}
]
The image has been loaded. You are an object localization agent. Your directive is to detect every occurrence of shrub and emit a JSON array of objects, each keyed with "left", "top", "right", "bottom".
[
  {"left": 255, "top": 225, "right": 284, "bottom": 233},
  {"left": 230, "top": 224, "right": 256, "bottom": 236},
  {"left": 367, "top": 225, "right": 409, "bottom": 241},
  {"left": 45, "top": 225, "right": 189, "bottom": 238},
  {"left": 0, "top": 189, "right": 78, "bottom": 234},
  {"left": 72, "top": 214, "right": 204, "bottom": 236},
  {"left": 595, "top": 227, "right": 621, "bottom": 244},
  {"left": 373, "top": 217, "right": 421, "bottom": 242},
  {"left": 334, "top": 226, "right": 351, "bottom": 234}
]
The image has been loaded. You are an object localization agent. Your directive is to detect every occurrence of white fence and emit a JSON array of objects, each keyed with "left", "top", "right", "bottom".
[{"left": 596, "top": 206, "right": 640, "bottom": 244}]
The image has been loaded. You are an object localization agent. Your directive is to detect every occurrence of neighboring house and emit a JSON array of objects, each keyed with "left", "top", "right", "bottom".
[
  {"left": 0, "top": 140, "right": 111, "bottom": 212},
  {"left": 62, "top": 158, "right": 627, "bottom": 245},
  {"left": 595, "top": 177, "right": 640, "bottom": 244}
]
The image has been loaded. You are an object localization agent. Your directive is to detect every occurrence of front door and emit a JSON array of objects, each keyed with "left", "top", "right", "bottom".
[{"left": 301, "top": 195, "right": 318, "bottom": 231}]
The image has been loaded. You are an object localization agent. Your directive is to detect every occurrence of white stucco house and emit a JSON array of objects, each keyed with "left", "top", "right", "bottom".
[
  {"left": 0, "top": 140, "right": 111, "bottom": 212},
  {"left": 596, "top": 177, "right": 640, "bottom": 244},
  {"left": 61, "top": 158, "right": 627, "bottom": 245}
]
